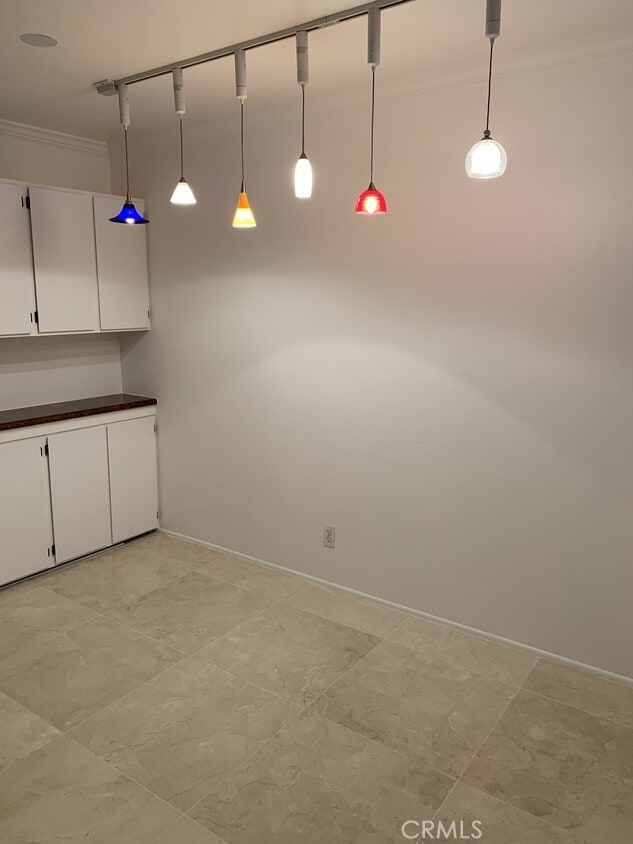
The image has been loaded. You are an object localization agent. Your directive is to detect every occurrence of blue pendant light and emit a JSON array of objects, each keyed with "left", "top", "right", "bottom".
[{"left": 110, "top": 82, "right": 149, "bottom": 224}]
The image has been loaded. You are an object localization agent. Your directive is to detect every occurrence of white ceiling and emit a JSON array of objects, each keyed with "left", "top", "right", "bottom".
[{"left": 2, "top": 0, "right": 633, "bottom": 142}]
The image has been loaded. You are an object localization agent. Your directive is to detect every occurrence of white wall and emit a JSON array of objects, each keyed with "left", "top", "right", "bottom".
[
  {"left": 0, "top": 122, "right": 122, "bottom": 409},
  {"left": 119, "top": 51, "right": 633, "bottom": 678},
  {"left": 0, "top": 335, "right": 122, "bottom": 410}
]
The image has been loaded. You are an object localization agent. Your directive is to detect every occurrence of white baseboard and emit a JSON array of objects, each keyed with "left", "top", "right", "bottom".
[{"left": 159, "top": 528, "right": 633, "bottom": 688}]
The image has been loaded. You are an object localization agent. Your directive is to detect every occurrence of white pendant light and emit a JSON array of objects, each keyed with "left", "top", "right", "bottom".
[
  {"left": 466, "top": 0, "right": 507, "bottom": 180},
  {"left": 294, "top": 31, "right": 313, "bottom": 199},
  {"left": 170, "top": 68, "right": 197, "bottom": 204}
]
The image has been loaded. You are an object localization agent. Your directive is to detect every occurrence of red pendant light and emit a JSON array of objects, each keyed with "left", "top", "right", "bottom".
[
  {"left": 355, "top": 8, "right": 387, "bottom": 216},
  {"left": 355, "top": 182, "right": 387, "bottom": 215}
]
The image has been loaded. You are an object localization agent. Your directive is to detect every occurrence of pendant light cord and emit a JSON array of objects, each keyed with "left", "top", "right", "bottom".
[
  {"left": 369, "top": 65, "right": 376, "bottom": 185},
  {"left": 179, "top": 116, "right": 184, "bottom": 179},
  {"left": 123, "top": 127, "right": 131, "bottom": 202},
  {"left": 484, "top": 39, "right": 495, "bottom": 137},
  {"left": 301, "top": 85, "right": 306, "bottom": 156},
  {"left": 240, "top": 100, "right": 245, "bottom": 190}
]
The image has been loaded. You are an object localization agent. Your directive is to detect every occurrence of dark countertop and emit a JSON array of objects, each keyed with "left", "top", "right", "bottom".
[{"left": 0, "top": 394, "right": 158, "bottom": 432}]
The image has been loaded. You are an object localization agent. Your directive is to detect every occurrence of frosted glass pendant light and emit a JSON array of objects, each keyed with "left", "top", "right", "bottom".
[
  {"left": 465, "top": 137, "right": 507, "bottom": 179},
  {"left": 110, "top": 83, "right": 149, "bottom": 224},
  {"left": 355, "top": 8, "right": 387, "bottom": 215},
  {"left": 170, "top": 68, "right": 197, "bottom": 205},
  {"left": 466, "top": 0, "right": 507, "bottom": 179},
  {"left": 294, "top": 31, "right": 313, "bottom": 199},
  {"left": 232, "top": 50, "right": 256, "bottom": 228}
]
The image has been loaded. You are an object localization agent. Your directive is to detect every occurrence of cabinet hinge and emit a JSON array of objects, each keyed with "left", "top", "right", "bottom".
[
  {"left": 156, "top": 510, "right": 159, "bottom": 520},
  {"left": 153, "top": 423, "right": 157, "bottom": 433}
]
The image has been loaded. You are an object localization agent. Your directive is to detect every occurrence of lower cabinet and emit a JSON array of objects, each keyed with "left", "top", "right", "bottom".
[
  {"left": 48, "top": 426, "right": 113, "bottom": 564},
  {"left": 107, "top": 416, "right": 159, "bottom": 544},
  {"left": 0, "top": 437, "right": 55, "bottom": 584},
  {"left": 0, "top": 411, "right": 158, "bottom": 586}
]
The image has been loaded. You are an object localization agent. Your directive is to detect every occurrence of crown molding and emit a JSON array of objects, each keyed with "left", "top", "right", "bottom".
[{"left": 0, "top": 120, "right": 109, "bottom": 158}]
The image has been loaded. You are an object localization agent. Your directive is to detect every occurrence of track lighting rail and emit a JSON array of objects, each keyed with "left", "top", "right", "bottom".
[{"left": 93, "top": 0, "right": 416, "bottom": 94}]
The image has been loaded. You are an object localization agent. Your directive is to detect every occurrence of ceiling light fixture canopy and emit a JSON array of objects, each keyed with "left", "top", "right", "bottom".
[
  {"left": 19, "top": 33, "right": 57, "bottom": 48},
  {"left": 232, "top": 50, "right": 256, "bottom": 228},
  {"left": 355, "top": 7, "right": 387, "bottom": 215},
  {"left": 466, "top": 0, "right": 507, "bottom": 179},
  {"left": 294, "top": 31, "right": 313, "bottom": 199},
  {"left": 170, "top": 68, "right": 196, "bottom": 205},
  {"left": 109, "top": 83, "right": 149, "bottom": 224}
]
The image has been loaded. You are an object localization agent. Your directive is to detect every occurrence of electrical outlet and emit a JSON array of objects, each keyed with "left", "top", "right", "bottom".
[{"left": 323, "top": 525, "right": 335, "bottom": 549}]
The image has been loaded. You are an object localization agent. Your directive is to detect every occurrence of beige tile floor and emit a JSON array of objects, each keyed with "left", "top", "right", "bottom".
[{"left": 0, "top": 533, "right": 631, "bottom": 843}]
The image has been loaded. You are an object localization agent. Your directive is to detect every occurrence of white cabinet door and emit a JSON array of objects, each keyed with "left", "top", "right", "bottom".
[
  {"left": 29, "top": 187, "right": 99, "bottom": 333},
  {"left": 47, "top": 426, "right": 112, "bottom": 563},
  {"left": 0, "top": 182, "right": 37, "bottom": 336},
  {"left": 94, "top": 196, "right": 150, "bottom": 331},
  {"left": 0, "top": 438, "right": 54, "bottom": 585},
  {"left": 108, "top": 416, "right": 158, "bottom": 543}
]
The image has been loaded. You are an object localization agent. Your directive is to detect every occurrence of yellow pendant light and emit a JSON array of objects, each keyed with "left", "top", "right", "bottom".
[
  {"left": 233, "top": 189, "right": 256, "bottom": 228},
  {"left": 232, "top": 50, "right": 256, "bottom": 228}
]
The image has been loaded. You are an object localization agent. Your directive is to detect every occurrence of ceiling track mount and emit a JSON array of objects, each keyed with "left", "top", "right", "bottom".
[{"left": 93, "top": 0, "right": 417, "bottom": 95}]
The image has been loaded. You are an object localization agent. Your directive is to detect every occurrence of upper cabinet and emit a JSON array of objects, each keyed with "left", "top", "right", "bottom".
[
  {"left": 94, "top": 196, "right": 150, "bottom": 331},
  {"left": 0, "top": 182, "right": 37, "bottom": 336},
  {"left": 30, "top": 186, "right": 100, "bottom": 333},
  {"left": 0, "top": 179, "right": 151, "bottom": 338}
]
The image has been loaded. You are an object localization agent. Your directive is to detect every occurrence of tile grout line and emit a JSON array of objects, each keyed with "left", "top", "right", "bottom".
[
  {"left": 278, "top": 598, "right": 407, "bottom": 639},
  {"left": 435, "top": 677, "right": 523, "bottom": 814},
  {"left": 183, "top": 698, "right": 315, "bottom": 823},
  {"left": 1, "top": 577, "right": 295, "bottom": 754},
  {"left": 304, "top": 635, "right": 386, "bottom": 711},
  {"left": 183, "top": 602, "right": 386, "bottom": 710},
  {"left": 36, "top": 561, "right": 284, "bottom": 667},
  {"left": 136, "top": 538, "right": 411, "bottom": 639},
  {"left": 61, "top": 651, "right": 303, "bottom": 834},
  {"left": 64, "top": 733, "right": 187, "bottom": 838},
  {"left": 0, "top": 730, "right": 185, "bottom": 844},
  {"left": 426, "top": 670, "right": 597, "bottom": 838},
  {"left": 61, "top": 649, "right": 195, "bottom": 737},
  {"left": 181, "top": 622, "right": 395, "bottom": 825},
  {"left": 446, "top": 779, "right": 587, "bottom": 842},
  {"left": 429, "top": 779, "right": 459, "bottom": 825},
  {"left": 519, "top": 658, "right": 633, "bottom": 730},
  {"left": 381, "top": 631, "right": 539, "bottom": 690},
  {"left": 154, "top": 812, "right": 230, "bottom": 844},
  {"left": 60, "top": 599, "right": 289, "bottom": 736}
]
